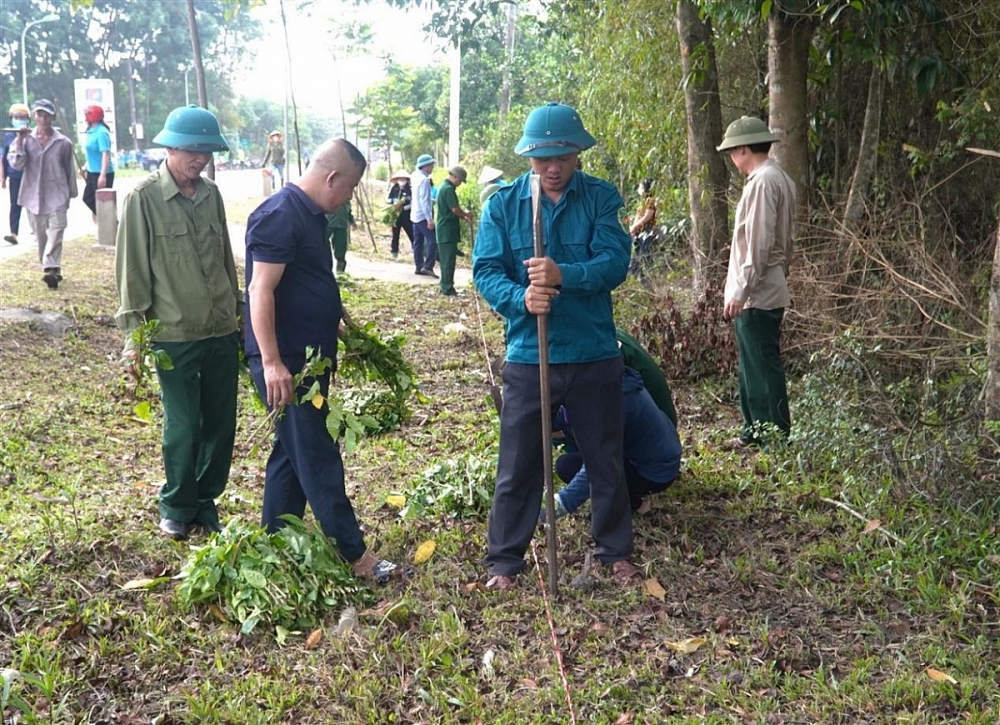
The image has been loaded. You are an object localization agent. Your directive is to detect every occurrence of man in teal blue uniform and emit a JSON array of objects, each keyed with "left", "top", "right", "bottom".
[{"left": 473, "top": 103, "right": 642, "bottom": 589}]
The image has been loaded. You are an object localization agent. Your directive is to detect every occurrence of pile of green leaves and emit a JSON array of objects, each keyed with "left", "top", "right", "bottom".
[
  {"left": 398, "top": 454, "right": 496, "bottom": 520},
  {"left": 175, "top": 516, "right": 372, "bottom": 641},
  {"left": 338, "top": 317, "right": 419, "bottom": 426}
]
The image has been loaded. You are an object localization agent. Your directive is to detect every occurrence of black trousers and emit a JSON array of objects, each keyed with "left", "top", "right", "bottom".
[
  {"left": 486, "top": 357, "right": 632, "bottom": 576},
  {"left": 82, "top": 171, "right": 115, "bottom": 215}
]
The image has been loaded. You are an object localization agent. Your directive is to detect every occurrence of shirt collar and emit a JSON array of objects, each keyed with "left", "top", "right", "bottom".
[{"left": 156, "top": 166, "right": 205, "bottom": 203}]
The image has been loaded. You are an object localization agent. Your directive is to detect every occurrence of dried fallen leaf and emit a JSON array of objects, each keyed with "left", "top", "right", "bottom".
[
  {"left": 305, "top": 628, "right": 323, "bottom": 650},
  {"left": 863, "top": 519, "right": 882, "bottom": 533},
  {"left": 926, "top": 667, "right": 957, "bottom": 684},
  {"left": 310, "top": 392, "right": 324, "bottom": 409},
  {"left": 714, "top": 615, "right": 732, "bottom": 633},
  {"left": 665, "top": 636, "right": 708, "bottom": 654},
  {"left": 61, "top": 620, "right": 83, "bottom": 640},
  {"left": 413, "top": 540, "right": 436, "bottom": 565},
  {"left": 208, "top": 604, "right": 229, "bottom": 623},
  {"left": 385, "top": 494, "right": 406, "bottom": 509},
  {"left": 614, "top": 714, "right": 635, "bottom": 725},
  {"left": 643, "top": 578, "right": 667, "bottom": 601},
  {"left": 519, "top": 678, "right": 539, "bottom": 690}
]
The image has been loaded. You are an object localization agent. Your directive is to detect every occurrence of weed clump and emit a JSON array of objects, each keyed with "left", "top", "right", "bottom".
[{"left": 176, "top": 516, "right": 373, "bottom": 640}]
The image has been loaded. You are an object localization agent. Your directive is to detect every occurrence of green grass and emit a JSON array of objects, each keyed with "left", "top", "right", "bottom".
[{"left": 1, "top": 238, "right": 998, "bottom": 723}]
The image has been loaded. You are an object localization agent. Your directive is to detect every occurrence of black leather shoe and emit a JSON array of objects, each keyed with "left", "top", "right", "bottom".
[
  {"left": 42, "top": 272, "right": 59, "bottom": 289},
  {"left": 158, "top": 518, "right": 190, "bottom": 540}
]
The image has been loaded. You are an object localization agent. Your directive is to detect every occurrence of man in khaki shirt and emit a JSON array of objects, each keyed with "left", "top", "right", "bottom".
[
  {"left": 717, "top": 116, "right": 796, "bottom": 448},
  {"left": 115, "top": 105, "right": 240, "bottom": 541}
]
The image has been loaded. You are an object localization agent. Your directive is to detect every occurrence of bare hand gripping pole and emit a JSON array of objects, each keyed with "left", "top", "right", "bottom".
[{"left": 530, "top": 172, "right": 558, "bottom": 597}]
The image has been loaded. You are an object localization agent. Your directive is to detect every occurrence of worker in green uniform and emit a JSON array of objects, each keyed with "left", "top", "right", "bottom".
[
  {"left": 326, "top": 201, "right": 356, "bottom": 275},
  {"left": 435, "top": 166, "right": 473, "bottom": 296}
]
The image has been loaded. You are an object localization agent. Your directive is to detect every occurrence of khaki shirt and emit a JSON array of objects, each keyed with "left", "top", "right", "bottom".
[
  {"left": 115, "top": 168, "right": 241, "bottom": 348},
  {"left": 725, "top": 159, "right": 796, "bottom": 310},
  {"left": 6, "top": 129, "right": 78, "bottom": 215}
]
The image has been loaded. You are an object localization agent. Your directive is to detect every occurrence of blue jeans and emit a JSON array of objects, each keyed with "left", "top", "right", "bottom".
[
  {"left": 270, "top": 163, "right": 285, "bottom": 189},
  {"left": 8, "top": 175, "right": 23, "bottom": 235},
  {"left": 412, "top": 219, "right": 437, "bottom": 272},
  {"left": 248, "top": 354, "right": 367, "bottom": 561},
  {"left": 557, "top": 454, "right": 676, "bottom": 513}
]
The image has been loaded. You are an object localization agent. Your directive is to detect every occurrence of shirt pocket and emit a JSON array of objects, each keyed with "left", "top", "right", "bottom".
[
  {"left": 509, "top": 229, "right": 534, "bottom": 285},
  {"left": 154, "top": 222, "right": 192, "bottom": 262}
]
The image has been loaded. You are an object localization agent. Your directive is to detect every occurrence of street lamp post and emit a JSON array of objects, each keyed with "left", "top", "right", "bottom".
[{"left": 20, "top": 14, "right": 59, "bottom": 105}]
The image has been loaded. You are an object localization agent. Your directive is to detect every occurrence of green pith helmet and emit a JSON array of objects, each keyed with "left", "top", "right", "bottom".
[
  {"left": 152, "top": 105, "right": 229, "bottom": 152},
  {"left": 716, "top": 116, "right": 779, "bottom": 152},
  {"left": 416, "top": 153, "right": 436, "bottom": 169},
  {"left": 480, "top": 183, "right": 501, "bottom": 206},
  {"left": 515, "top": 103, "right": 596, "bottom": 158}
]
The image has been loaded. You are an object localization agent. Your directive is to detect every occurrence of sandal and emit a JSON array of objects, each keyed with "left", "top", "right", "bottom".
[
  {"left": 485, "top": 574, "right": 518, "bottom": 591},
  {"left": 351, "top": 551, "right": 398, "bottom": 584},
  {"left": 610, "top": 559, "right": 644, "bottom": 585}
]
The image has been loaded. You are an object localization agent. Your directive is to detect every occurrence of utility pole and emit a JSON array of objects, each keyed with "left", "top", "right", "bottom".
[{"left": 448, "top": 39, "right": 461, "bottom": 167}]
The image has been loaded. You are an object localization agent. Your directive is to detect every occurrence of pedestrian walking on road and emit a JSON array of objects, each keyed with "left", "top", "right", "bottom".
[
  {"left": 1, "top": 103, "right": 30, "bottom": 245},
  {"left": 6, "top": 99, "right": 79, "bottom": 289},
  {"left": 81, "top": 104, "right": 115, "bottom": 219}
]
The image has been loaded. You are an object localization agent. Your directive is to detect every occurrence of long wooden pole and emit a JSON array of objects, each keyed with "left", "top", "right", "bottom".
[{"left": 531, "top": 173, "right": 558, "bottom": 597}]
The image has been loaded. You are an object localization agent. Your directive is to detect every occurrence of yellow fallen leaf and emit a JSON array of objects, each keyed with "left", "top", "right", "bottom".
[
  {"left": 643, "top": 577, "right": 667, "bottom": 601},
  {"left": 385, "top": 494, "right": 406, "bottom": 509},
  {"left": 863, "top": 519, "right": 882, "bottom": 533},
  {"left": 665, "top": 636, "right": 708, "bottom": 654},
  {"left": 310, "top": 392, "right": 324, "bottom": 409},
  {"left": 926, "top": 667, "right": 957, "bottom": 684},
  {"left": 413, "top": 540, "right": 437, "bottom": 565},
  {"left": 304, "top": 627, "right": 323, "bottom": 650},
  {"left": 121, "top": 578, "right": 158, "bottom": 590}
]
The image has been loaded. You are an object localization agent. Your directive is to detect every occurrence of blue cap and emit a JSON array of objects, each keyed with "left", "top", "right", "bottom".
[{"left": 416, "top": 154, "right": 436, "bottom": 169}]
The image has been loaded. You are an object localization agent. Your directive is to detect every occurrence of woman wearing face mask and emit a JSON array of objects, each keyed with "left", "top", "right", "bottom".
[{"left": 82, "top": 104, "right": 115, "bottom": 219}]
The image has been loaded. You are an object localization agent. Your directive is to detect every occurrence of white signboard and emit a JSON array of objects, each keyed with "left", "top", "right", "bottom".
[{"left": 73, "top": 78, "right": 118, "bottom": 165}]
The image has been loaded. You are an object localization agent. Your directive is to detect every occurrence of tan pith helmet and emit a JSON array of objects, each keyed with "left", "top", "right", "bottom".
[{"left": 716, "top": 116, "right": 779, "bottom": 152}]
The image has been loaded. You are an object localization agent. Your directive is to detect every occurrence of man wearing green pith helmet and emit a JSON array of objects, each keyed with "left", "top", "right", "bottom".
[
  {"left": 472, "top": 103, "right": 643, "bottom": 591},
  {"left": 717, "top": 116, "right": 796, "bottom": 449},
  {"left": 115, "top": 105, "right": 242, "bottom": 542}
]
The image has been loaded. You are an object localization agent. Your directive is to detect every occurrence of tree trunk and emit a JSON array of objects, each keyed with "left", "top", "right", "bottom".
[
  {"left": 988, "top": 219, "right": 1000, "bottom": 421},
  {"left": 186, "top": 0, "right": 215, "bottom": 180},
  {"left": 125, "top": 56, "right": 140, "bottom": 152},
  {"left": 499, "top": 2, "right": 517, "bottom": 122},
  {"left": 676, "top": 0, "right": 730, "bottom": 292},
  {"left": 767, "top": 7, "right": 814, "bottom": 214},
  {"left": 843, "top": 66, "right": 884, "bottom": 229}
]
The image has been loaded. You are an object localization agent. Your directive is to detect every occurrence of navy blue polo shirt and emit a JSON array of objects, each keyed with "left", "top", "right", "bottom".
[{"left": 244, "top": 184, "right": 342, "bottom": 365}]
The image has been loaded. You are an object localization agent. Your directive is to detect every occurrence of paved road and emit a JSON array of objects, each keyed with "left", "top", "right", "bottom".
[{"left": 0, "top": 168, "right": 470, "bottom": 288}]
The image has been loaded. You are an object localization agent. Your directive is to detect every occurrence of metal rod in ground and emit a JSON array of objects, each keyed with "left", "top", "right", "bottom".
[{"left": 530, "top": 172, "right": 558, "bottom": 597}]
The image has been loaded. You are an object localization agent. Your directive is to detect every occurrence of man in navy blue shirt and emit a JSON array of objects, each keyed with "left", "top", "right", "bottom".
[{"left": 245, "top": 138, "right": 395, "bottom": 583}]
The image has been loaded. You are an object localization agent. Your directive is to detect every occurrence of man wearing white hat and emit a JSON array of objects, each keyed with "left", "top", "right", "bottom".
[{"left": 386, "top": 168, "right": 413, "bottom": 259}]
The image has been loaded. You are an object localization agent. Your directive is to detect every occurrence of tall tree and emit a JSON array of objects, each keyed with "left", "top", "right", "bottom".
[
  {"left": 766, "top": 1, "right": 816, "bottom": 213},
  {"left": 676, "top": 0, "right": 730, "bottom": 292}
]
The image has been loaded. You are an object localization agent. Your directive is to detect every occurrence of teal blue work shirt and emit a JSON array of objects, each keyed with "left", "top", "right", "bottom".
[{"left": 472, "top": 170, "right": 631, "bottom": 364}]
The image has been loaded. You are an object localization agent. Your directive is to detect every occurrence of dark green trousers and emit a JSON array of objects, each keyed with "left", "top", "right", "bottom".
[
  {"left": 734, "top": 308, "right": 790, "bottom": 444},
  {"left": 154, "top": 333, "right": 239, "bottom": 525},
  {"left": 438, "top": 241, "right": 457, "bottom": 295},
  {"left": 330, "top": 229, "right": 348, "bottom": 273}
]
